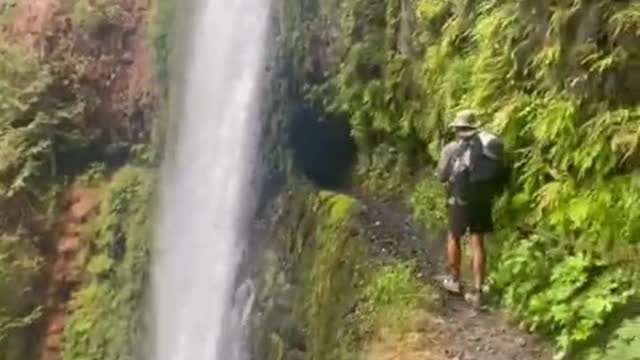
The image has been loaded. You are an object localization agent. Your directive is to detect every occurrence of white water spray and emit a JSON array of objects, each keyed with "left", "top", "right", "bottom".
[{"left": 152, "top": 1, "right": 271, "bottom": 359}]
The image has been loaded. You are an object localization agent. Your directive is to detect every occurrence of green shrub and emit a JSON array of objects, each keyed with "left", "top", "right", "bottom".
[
  {"left": 77, "top": 162, "right": 107, "bottom": 186},
  {"left": 61, "top": 167, "right": 153, "bottom": 360},
  {"left": 70, "top": 0, "right": 125, "bottom": 32},
  {"left": 407, "top": 176, "right": 446, "bottom": 230},
  {"left": 0, "top": 43, "right": 78, "bottom": 357},
  {"left": 0, "top": 233, "right": 43, "bottom": 348},
  {"left": 359, "top": 261, "right": 431, "bottom": 333},
  {"left": 585, "top": 314, "right": 640, "bottom": 360}
]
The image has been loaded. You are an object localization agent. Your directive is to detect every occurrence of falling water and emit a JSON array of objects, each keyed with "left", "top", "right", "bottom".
[{"left": 151, "top": 0, "right": 271, "bottom": 359}]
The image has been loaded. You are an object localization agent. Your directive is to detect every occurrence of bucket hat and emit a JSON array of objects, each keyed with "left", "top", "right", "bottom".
[{"left": 449, "top": 109, "right": 478, "bottom": 137}]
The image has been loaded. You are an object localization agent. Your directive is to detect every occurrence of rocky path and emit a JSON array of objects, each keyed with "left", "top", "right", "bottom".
[{"left": 353, "top": 194, "right": 554, "bottom": 360}]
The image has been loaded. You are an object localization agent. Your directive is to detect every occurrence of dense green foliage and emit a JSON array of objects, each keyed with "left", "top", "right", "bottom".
[
  {"left": 0, "top": 38, "right": 103, "bottom": 359},
  {"left": 70, "top": 0, "right": 126, "bottom": 32},
  {"left": 279, "top": 0, "right": 640, "bottom": 356},
  {"left": 0, "top": 0, "right": 173, "bottom": 358},
  {"left": 359, "top": 261, "right": 431, "bottom": 333},
  {"left": 61, "top": 166, "right": 153, "bottom": 360},
  {"left": 586, "top": 314, "right": 640, "bottom": 359}
]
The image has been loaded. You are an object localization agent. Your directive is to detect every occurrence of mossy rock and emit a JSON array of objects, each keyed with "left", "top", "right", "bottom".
[{"left": 254, "top": 188, "right": 367, "bottom": 360}]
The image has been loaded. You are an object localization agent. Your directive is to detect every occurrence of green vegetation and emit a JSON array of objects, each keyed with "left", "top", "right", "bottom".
[
  {"left": 279, "top": 0, "right": 640, "bottom": 356},
  {"left": 61, "top": 166, "right": 153, "bottom": 360},
  {"left": 0, "top": 38, "right": 99, "bottom": 360},
  {"left": 0, "top": 0, "right": 175, "bottom": 358},
  {"left": 586, "top": 314, "right": 640, "bottom": 360},
  {"left": 298, "top": 192, "right": 365, "bottom": 359},
  {"left": 254, "top": 188, "right": 367, "bottom": 360},
  {"left": 407, "top": 175, "right": 447, "bottom": 230},
  {"left": 70, "top": 0, "right": 126, "bottom": 32},
  {"left": 359, "top": 261, "right": 432, "bottom": 333},
  {"left": 256, "top": 187, "right": 432, "bottom": 360}
]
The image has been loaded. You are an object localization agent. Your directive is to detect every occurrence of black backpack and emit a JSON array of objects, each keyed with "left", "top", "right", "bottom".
[{"left": 448, "top": 132, "right": 507, "bottom": 203}]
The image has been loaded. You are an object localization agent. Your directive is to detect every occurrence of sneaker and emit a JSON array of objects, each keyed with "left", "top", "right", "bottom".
[
  {"left": 464, "top": 288, "right": 483, "bottom": 308},
  {"left": 442, "top": 276, "right": 462, "bottom": 294}
]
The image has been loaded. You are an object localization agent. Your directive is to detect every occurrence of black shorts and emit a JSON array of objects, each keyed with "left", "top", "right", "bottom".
[{"left": 448, "top": 201, "right": 494, "bottom": 238}]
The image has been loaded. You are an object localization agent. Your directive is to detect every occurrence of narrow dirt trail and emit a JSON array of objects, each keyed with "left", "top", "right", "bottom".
[{"left": 353, "top": 194, "right": 554, "bottom": 360}]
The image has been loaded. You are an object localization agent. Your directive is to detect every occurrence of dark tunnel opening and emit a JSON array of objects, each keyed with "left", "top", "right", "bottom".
[{"left": 287, "top": 104, "right": 357, "bottom": 190}]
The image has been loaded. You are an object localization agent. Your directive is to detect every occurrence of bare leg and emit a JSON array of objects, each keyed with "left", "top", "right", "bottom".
[
  {"left": 447, "top": 231, "right": 462, "bottom": 281},
  {"left": 470, "top": 233, "right": 486, "bottom": 291}
]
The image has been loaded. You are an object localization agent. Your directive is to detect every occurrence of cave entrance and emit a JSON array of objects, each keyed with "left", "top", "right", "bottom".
[{"left": 287, "top": 105, "right": 357, "bottom": 190}]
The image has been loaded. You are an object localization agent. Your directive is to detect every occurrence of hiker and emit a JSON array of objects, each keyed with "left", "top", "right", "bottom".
[{"left": 436, "top": 109, "right": 507, "bottom": 306}]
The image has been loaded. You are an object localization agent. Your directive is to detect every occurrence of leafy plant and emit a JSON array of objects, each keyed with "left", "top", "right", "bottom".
[
  {"left": 359, "top": 261, "right": 431, "bottom": 333},
  {"left": 61, "top": 167, "right": 153, "bottom": 360},
  {"left": 77, "top": 162, "right": 107, "bottom": 186},
  {"left": 585, "top": 315, "right": 640, "bottom": 360},
  {"left": 70, "top": 0, "right": 126, "bottom": 32},
  {"left": 407, "top": 175, "right": 446, "bottom": 230}
]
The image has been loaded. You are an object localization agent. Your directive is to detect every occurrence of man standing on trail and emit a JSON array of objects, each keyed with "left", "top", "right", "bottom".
[{"left": 437, "top": 109, "right": 504, "bottom": 307}]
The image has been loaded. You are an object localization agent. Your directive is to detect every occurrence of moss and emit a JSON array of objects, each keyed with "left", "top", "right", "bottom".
[
  {"left": 253, "top": 187, "right": 366, "bottom": 359},
  {"left": 61, "top": 166, "right": 154, "bottom": 360},
  {"left": 298, "top": 192, "right": 365, "bottom": 360},
  {"left": 317, "top": 191, "right": 360, "bottom": 224},
  {"left": 254, "top": 181, "right": 438, "bottom": 359}
]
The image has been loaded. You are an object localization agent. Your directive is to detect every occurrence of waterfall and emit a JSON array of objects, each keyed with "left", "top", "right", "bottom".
[{"left": 151, "top": 0, "right": 271, "bottom": 359}]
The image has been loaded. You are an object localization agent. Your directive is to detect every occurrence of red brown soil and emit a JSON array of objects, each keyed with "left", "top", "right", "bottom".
[
  {"left": 1, "top": 0, "right": 60, "bottom": 46},
  {"left": 2, "top": 0, "right": 156, "bottom": 142},
  {"left": 39, "top": 185, "right": 100, "bottom": 360},
  {"left": 1, "top": 1, "right": 155, "bottom": 360}
]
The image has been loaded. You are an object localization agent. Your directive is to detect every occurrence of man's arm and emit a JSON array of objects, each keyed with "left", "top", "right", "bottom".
[{"left": 437, "top": 141, "right": 457, "bottom": 183}]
